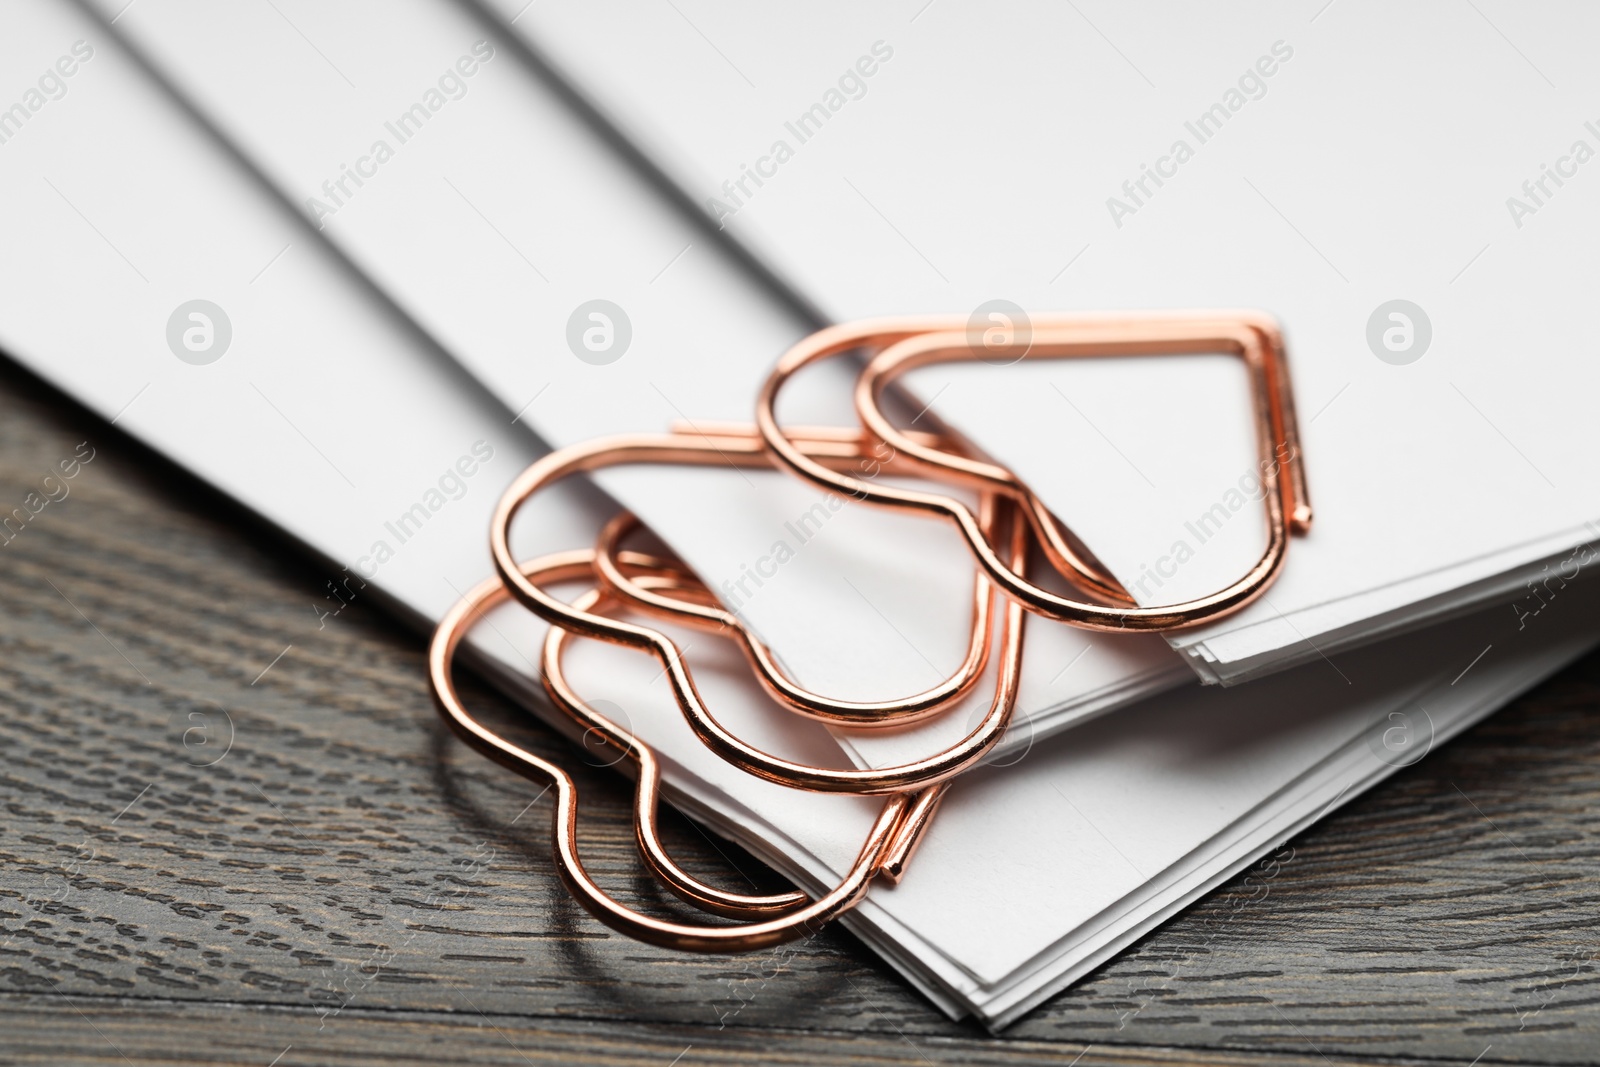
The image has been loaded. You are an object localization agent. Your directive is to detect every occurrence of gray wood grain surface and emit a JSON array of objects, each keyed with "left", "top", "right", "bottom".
[{"left": 2, "top": 357, "right": 1598, "bottom": 1067}]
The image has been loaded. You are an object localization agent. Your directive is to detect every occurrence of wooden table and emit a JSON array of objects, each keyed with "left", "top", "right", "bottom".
[{"left": 3, "top": 357, "right": 1597, "bottom": 1067}]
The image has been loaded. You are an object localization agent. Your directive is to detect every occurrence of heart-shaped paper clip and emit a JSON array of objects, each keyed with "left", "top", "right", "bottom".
[
  {"left": 491, "top": 440, "right": 1029, "bottom": 792},
  {"left": 486, "top": 435, "right": 1030, "bottom": 793},
  {"left": 757, "top": 313, "right": 1312, "bottom": 632},
  {"left": 488, "top": 425, "right": 1023, "bottom": 726},
  {"left": 430, "top": 550, "right": 948, "bottom": 950},
  {"left": 582, "top": 425, "right": 1001, "bottom": 726},
  {"left": 539, "top": 569, "right": 950, "bottom": 897}
]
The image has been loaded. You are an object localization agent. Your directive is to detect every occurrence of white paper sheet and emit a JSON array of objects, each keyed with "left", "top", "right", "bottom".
[{"left": 497, "top": 0, "right": 1600, "bottom": 681}]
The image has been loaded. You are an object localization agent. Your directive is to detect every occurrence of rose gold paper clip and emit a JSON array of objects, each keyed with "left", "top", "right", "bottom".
[{"left": 758, "top": 313, "right": 1311, "bottom": 631}]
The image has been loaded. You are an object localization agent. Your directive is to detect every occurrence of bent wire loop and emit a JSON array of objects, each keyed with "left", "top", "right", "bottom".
[
  {"left": 588, "top": 508, "right": 974, "bottom": 726},
  {"left": 492, "top": 446, "right": 1030, "bottom": 793},
  {"left": 428, "top": 550, "right": 949, "bottom": 950},
  {"left": 756, "top": 313, "right": 1313, "bottom": 631},
  {"left": 591, "top": 495, "right": 1000, "bottom": 729},
  {"left": 428, "top": 310, "right": 1312, "bottom": 952},
  {"left": 539, "top": 570, "right": 949, "bottom": 905},
  {"left": 492, "top": 425, "right": 1006, "bottom": 730}
]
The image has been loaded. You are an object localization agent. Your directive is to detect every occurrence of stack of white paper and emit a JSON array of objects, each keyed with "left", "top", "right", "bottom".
[{"left": 1, "top": 0, "right": 1594, "bottom": 1028}]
